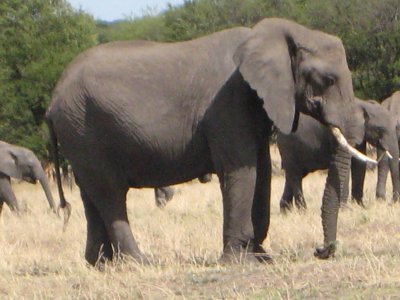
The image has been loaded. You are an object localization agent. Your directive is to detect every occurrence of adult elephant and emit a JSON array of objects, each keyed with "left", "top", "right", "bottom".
[
  {"left": 155, "top": 174, "right": 212, "bottom": 208},
  {"left": 46, "top": 18, "right": 375, "bottom": 265},
  {"left": 377, "top": 91, "right": 400, "bottom": 201},
  {"left": 0, "top": 141, "right": 57, "bottom": 215},
  {"left": 278, "top": 99, "right": 399, "bottom": 212}
]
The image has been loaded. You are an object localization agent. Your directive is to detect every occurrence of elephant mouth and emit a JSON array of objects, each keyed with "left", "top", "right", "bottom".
[
  {"left": 23, "top": 177, "right": 36, "bottom": 184},
  {"left": 330, "top": 127, "right": 378, "bottom": 165},
  {"left": 306, "top": 85, "right": 324, "bottom": 104}
]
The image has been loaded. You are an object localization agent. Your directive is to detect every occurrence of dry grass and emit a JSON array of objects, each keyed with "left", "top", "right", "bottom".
[{"left": 1, "top": 146, "right": 400, "bottom": 299}]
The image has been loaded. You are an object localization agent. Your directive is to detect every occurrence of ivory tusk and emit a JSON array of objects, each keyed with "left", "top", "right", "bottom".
[
  {"left": 330, "top": 127, "right": 378, "bottom": 165},
  {"left": 376, "top": 151, "right": 393, "bottom": 163}
]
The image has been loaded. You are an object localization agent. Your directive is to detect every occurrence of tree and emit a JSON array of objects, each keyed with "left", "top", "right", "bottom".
[{"left": 0, "top": 0, "right": 96, "bottom": 158}]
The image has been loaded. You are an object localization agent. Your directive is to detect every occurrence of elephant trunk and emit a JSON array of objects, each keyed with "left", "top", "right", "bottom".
[
  {"left": 315, "top": 146, "right": 351, "bottom": 259},
  {"left": 38, "top": 171, "right": 57, "bottom": 214}
]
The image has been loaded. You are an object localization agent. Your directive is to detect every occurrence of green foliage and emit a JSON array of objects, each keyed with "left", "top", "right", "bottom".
[
  {"left": 292, "top": 0, "right": 400, "bottom": 100},
  {"left": 96, "top": 15, "right": 170, "bottom": 43},
  {"left": 163, "top": 0, "right": 291, "bottom": 41},
  {"left": 0, "top": 0, "right": 95, "bottom": 159}
]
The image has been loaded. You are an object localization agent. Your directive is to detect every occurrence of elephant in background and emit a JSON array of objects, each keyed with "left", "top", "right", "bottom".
[
  {"left": 155, "top": 174, "right": 212, "bottom": 208},
  {"left": 46, "top": 18, "right": 375, "bottom": 265},
  {"left": 0, "top": 141, "right": 57, "bottom": 215},
  {"left": 278, "top": 98, "right": 399, "bottom": 212},
  {"left": 377, "top": 91, "right": 400, "bottom": 201}
]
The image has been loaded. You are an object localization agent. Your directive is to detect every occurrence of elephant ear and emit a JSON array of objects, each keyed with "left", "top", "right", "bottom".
[
  {"left": 233, "top": 29, "right": 297, "bottom": 134},
  {"left": 0, "top": 147, "right": 23, "bottom": 179}
]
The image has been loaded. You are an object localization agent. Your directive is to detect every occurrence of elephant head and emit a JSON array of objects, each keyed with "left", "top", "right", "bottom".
[
  {"left": 235, "top": 20, "right": 348, "bottom": 133},
  {"left": 0, "top": 142, "right": 57, "bottom": 213},
  {"left": 233, "top": 19, "right": 376, "bottom": 258}
]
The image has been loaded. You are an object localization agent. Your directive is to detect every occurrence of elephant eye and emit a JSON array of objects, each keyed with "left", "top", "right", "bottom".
[
  {"left": 324, "top": 75, "right": 335, "bottom": 87},
  {"left": 307, "top": 71, "right": 336, "bottom": 96}
]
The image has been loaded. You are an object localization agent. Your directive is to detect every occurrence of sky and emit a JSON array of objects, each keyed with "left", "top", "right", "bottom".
[{"left": 67, "top": 0, "right": 185, "bottom": 21}]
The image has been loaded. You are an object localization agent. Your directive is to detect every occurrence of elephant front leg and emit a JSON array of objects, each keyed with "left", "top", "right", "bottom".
[
  {"left": 0, "top": 176, "right": 20, "bottom": 213},
  {"left": 218, "top": 166, "right": 263, "bottom": 264}
]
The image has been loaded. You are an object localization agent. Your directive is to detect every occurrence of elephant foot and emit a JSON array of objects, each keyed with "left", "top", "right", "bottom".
[
  {"left": 314, "top": 242, "right": 336, "bottom": 260},
  {"left": 375, "top": 194, "right": 386, "bottom": 202},
  {"left": 112, "top": 250, "right": 151, "bottom": 266},
  {"left": 219, "top": 241, "right": 273, "bottom": 265}
]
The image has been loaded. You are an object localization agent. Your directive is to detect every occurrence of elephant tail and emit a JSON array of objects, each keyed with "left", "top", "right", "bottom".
[{"left": 46, "top": 118, "right": 72, "bottom": 232}]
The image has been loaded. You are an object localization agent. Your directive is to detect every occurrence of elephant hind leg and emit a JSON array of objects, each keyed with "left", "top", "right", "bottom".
[
  {"left": 81, "top": 189, "right": 113, "bottom": 266},
  {"left": 82, "top": 184, "right": 149, "bottom": 266},
  {"left": 293, "top": 179, "right": 307, "bottom": 210}
]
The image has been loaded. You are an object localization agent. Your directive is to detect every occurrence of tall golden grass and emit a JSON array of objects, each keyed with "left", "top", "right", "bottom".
[{"left": 0, "top": 146, "right": 399, "bottom": 299}]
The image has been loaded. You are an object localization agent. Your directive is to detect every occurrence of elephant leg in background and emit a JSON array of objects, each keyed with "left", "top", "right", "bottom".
[
  {"left": 293, "top": 177, "right": 306, "bottom": 210},
  {"left": 279, "top": 173, "right": 306, "bottom": 213},
  {"left": 154, "top": 186, "right": 174, "bottom": 208},
  {"left": 0, "top": 175, "right": 20, "bottom": 214},
  {"left": 279, "top": 176, "right": 294, "bottom": 213},
  {"left": 376, "top": 148, "right": 389, "bottom": 200}
]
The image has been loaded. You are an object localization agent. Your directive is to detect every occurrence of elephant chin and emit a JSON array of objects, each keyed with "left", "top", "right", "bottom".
[{"left": 330, "top": 127, "right": 378, "bottom": 165}]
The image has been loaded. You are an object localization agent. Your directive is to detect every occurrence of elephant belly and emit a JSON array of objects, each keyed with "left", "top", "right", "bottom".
[
  {"left": 123, "top": 146, "right": 214, "bottom": 188},
  {"left": 96, "top": 127, "right": 213, "bottom": 188}
]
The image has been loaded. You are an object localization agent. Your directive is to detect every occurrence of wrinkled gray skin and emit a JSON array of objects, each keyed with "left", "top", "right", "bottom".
[
  {"left": 378, "top": 91, "right": 400, "bottom": 202},
  {"left": 0, "top": 141, "right": 57, "bottom": 215},
  {"left": 155, "top": 174, "right": 212, "bottom": 208},
  {"left": 46, "top": 18, "right": 358, "bottom": 265},
  {"left": 278, "top": 99, "right": 400, "bottom": 212}
]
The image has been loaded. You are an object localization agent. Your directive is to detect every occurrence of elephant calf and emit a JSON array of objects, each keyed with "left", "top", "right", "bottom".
[
  {"left": 0, "top": 141, "right": 57, "bottom": 215},
  {"left": 278, "top": 99, "right": 399, "bottom": 212}
]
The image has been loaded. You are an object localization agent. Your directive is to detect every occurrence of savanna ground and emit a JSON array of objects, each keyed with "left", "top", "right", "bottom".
[{"left": 1, "top": 146, "right": 400, "bottom": 299}]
